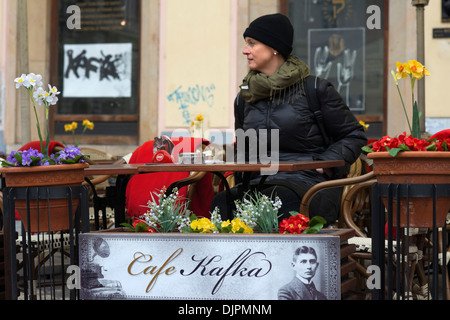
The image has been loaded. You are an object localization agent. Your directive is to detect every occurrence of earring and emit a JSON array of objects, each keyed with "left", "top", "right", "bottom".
[{"left": 274, "top": 52, "right": 277, "bottom": 55}]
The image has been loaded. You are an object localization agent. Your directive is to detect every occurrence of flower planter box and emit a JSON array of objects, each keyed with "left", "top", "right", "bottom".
[
  {"left": 368, "top": 152, "right": 450, "bottom": 228},
  {"left": 78, "top": 228, "right": 355, "bottom": 300},
  {"left": 0, "top": 163, "right": 89, "bottom": 232}
]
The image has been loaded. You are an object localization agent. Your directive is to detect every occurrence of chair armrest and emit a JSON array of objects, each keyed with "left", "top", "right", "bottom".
[
  {"left": 299, "top": 171, "right": 376, "bottom": 216},
  {"left": 341, "top": 178, "right": 377, "bottom": 237},
  {"left": 167, "top": 171, "right": 207, "bottom": 195}
]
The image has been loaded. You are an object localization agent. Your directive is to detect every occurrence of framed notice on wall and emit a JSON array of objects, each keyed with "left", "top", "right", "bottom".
[
  {"left": 78, "top": 232, "right": 341, "bottom": 300},
  {"left": 443, "top": 0, "right": 450, "bottom": 23}
]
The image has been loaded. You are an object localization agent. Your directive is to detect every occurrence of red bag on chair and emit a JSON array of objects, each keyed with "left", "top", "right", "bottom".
[
  {"left": 19, "top": 141, "right": 65, "bottom": 155},
  {"left": 125, "top": 138, "right": 213, "bottom": 219}
]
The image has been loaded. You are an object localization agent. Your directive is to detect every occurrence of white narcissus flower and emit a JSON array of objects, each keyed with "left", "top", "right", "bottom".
[
  {"left": 48, "top": 84, "right": 60, "bottom": 96},
  {"left": 14, "top": 73, "right": 43, "bottom": 89},
  {"left": 14, "top": 74, "right": 27, "bottom": 88},
  {"left": 47, "top": 85, "right": 60, "bottom": 106},
  {"left": 26, "top": 73, "right": 43, "bottom": 88},
  {"left": 45, "top": 91, "right": 59, "bottom": 106},
  {"left": 33, "top": 87, "right": 47, "bottom": 105}
]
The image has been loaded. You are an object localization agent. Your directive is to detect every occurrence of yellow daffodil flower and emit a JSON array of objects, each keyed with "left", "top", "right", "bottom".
[
  {"left": 195, "top": 113, "right": 204, "bottom": 122},
  {"left": 359, "top": 120, "right": 369, "bottom": 131},
  {"left": 408, "top": 60, "right": 426, "bottom": 80},
  {"left": 82, "top": 119, "right": 94, "bottom": 130},
  {"left": 64, "top": 124, "right": 73, "bottom": 132},
  {"left": 391, "top": 60, "right": 430, "bottom": 138},
  {"left": 395, "top": 62, "right": 410, "bottom": 79}
]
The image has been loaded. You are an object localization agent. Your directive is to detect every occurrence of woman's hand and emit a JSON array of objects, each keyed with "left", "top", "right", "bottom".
[{"left": 316, "top": 168, "right": 333, "bottom": 178}]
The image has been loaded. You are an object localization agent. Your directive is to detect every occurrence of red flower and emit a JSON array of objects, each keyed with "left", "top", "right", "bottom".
[
  {"left": 435, "top": 138, "right": 450, "bottom": 151},
  {"left": 400, "top": 133, "right": 431, "bottom": 151},
  {"left": 371, "top": 135, "right": 399, "bottom": 152},
  {"left": 368, "top": 132, "right": 440, "bottom": 153},
  {"left": 279, "top": 214, "right": 310, "bottom": 234},
  {"left": 133, "top": 219, "right": 156, "bottom": 233}
]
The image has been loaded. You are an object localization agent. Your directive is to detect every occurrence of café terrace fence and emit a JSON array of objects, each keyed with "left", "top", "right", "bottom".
[{"left": 0, "top": 181, "right": 449, "bottom": 300}]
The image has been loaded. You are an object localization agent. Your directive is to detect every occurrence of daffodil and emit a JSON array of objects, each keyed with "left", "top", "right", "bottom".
[
  {"left": 395, "top": 62, "right": 410, "bottom": 79},
  {"left": 408, "top": 60, "right": 425, "bottom": 80},
  {"left": 359, "top": 120, "right": 369, "bottom": 131},
  {"left": 82, "top": 119, "right": 94, "bottom": 130},
  {"left": 195, "top": 113, "right": 204, "bottom": 122},
  {"left": 391, "top": 60, "right": 430, "bottom": 138},
  {"left": 64, "top": 120, "right": 94, "bottom": 146}
]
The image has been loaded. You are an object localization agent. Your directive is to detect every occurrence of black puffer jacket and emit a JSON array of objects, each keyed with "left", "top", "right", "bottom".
[{"left": 234, "top": 75, "right": 367, "bottom": 204}]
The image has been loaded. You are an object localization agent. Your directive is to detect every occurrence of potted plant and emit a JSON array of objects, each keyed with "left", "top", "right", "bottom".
[
  {"left": 362, "top": 61, "right": 450, "bottom": 227},
  {"left": 0, "top": 73, "right": 89, "bottom": 232},
  {"left": 121, "top": 188, "right": 326, "bottom": 235}
]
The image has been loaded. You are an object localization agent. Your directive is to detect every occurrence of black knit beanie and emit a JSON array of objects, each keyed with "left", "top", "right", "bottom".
[{"left": 243, "top": 13, "right": 294, "bottom": 59}]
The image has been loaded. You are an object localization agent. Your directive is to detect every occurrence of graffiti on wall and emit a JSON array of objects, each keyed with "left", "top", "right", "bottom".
[
  {"left": 167, "top": 84, "right": 216, "bottom": 125},
  {"left": 63, "top": 43, "right": 132, "bottom": 98}
]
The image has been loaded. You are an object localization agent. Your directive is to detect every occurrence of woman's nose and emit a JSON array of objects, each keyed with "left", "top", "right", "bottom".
[{"left": 243, "top": 44, "right": 250, "bottom": 54}]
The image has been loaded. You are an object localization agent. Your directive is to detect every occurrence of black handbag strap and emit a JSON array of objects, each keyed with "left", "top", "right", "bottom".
[
  {"left": 236, "top": 75, "right": 330, "bottom": 146},
  {"left": 305, "top": 75, "right": 330, "bottom": 146}
]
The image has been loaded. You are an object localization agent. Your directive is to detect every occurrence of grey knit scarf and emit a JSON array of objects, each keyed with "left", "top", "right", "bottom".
[{"left": 239, "top": 55, "right": 311, "bottom": 104}]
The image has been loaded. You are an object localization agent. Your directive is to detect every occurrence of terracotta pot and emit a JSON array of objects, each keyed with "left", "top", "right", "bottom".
[
  {"left": 1, "top": 163, "right": 89, "bottom": 232},
  {"left": 368, "top": 152, "right": 450, "bottom": 228}
]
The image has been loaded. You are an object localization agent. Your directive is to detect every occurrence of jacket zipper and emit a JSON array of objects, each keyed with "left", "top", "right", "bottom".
[{"left": 266, "top": 100, "right": 272, "bottom": 130}]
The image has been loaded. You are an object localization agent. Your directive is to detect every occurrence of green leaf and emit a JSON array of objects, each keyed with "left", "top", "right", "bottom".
[
  {"left": 1, "top": 160, "right": 15, "bottom": 167},
  {"left": 361, "top": 145, "right": 374, "bottom": 153},
  {"left": 304, "top": 216, "right": 326, "bottom": 234},
  {"left": 412, "top": 101, "right": 421, "bottom": 138},
  {"left": 310, "top": 216, "right": 327, "bottom": 227},
  {"left": 134, "top": 223, "right": 150, "bottom": 233},
  {"left": 220, "top": 225, "right": 233, "bottom": 233},
  {"left": 426, "top": 143, "right": 437, "bottom": 151},
  {"left": 120, "top": 222, "right": 135, "bottom": 231},
  {"left": 398, "top": 144, "right": 411, "bottom": 151},
  {"left": 388, "top": 147, "right": 403, "bottom": 157}
]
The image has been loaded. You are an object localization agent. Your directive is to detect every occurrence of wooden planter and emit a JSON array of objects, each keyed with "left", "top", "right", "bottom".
[
  {"left": 368, "top": 152, "right": 450, "bottom": 228},
  {"left": 0, "top": 163, "right": 89, "bottom": 232}
]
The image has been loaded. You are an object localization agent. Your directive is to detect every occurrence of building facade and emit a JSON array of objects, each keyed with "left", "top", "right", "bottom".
[{"left": 0, "top": 0, "right": 449, "bottom": 157}]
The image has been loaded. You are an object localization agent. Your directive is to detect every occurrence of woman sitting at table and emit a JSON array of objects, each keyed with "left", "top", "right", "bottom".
[{"left": 210, "top": 13, "right": 367, "bottom": 225}]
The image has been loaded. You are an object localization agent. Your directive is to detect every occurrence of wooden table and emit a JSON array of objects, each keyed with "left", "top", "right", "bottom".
[
  {"left": 84, "top": 160, "right": 345, "bottom": 227},
  {"left": 84, "top": 160, "right": 345, "bottom": 176}
]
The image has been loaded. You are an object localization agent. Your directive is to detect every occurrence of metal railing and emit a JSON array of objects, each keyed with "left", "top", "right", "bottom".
[
  {"left": 2, "top": 185, "right": 90, "bottom": 300},
  {"left": 371, "top": 183, "right": 449, "bottom": 300}
]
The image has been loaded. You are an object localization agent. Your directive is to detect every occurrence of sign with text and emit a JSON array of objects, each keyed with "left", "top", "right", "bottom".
[{"left": 79, "top": 232, "right": 341, "bottom": 300}]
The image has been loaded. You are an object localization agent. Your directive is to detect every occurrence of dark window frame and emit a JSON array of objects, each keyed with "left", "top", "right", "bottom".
[
  {"left": 49, "top": 0, "right": 142, "bottom": 145},
  {"left": 280, "top": 0, "right": 389, "bottom": 138}
]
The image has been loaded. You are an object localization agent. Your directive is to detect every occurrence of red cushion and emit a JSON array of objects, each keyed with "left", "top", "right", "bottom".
[
  {"left": 430, "top": 129, "right": 450, "bottom": 141},
  {"left": 19, "top": 141, "right": 65, "bottom": 155},
  {"left": 125, "top": 138, "right": 213, "bottom": 219}
]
